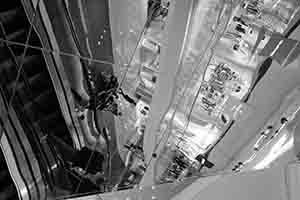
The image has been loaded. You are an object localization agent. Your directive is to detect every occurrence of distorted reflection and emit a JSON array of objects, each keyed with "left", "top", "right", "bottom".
[{"left": 1, "top": 0, "right": 300, "bottom": 199}]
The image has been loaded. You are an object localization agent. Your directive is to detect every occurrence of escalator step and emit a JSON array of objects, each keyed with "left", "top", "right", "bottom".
[
  {"left": 7, "top": 193, "right": 18, "bottom": 200},
  {"left": 0, "top": 0, "right": 74, "bottom": 198},
  {"left": 8, "top": 72, "right": 52, "bottom": 96},
  {"left": 0, "top": 0, "right": 77, "bottom": 197},
  {"left": 0, "top": 7, "right": 27, "bottom": 35},
  {"left": 16, "top": 89, "right": 57, "bottom": 111},
  {"left": 0, "top": 55, "right": 45, "bottom": 81},
  {"left": 22, "top": 90, "right": 59, "bottom": 119},
  {"left": 0, "top": 59, "right": 17, "bottom": 81},
  {"left": 0, "top": 162, "right": 5, "bottom": 172},
  {"left": 0, "top": 8, "right": 20, "bottom": 25},
  {"left": 28, "top": 31, "right": 43, "bottom": 48},
  {"left": 0, "top": 150, "right": 16, "bottom": 200},
  {"left": 34, "top": 111, "right": 72, "bottom": 145},
  {"left": 0, "top": 170, "right": 10, "bottom": 185},
  {"left": 21, "top": 55, "right": 45, "bottom": 76},
  {"left": 50, "top": 124, "right": 68, "bottom": 136},
  {"left": 33, "top": 111, "right": 61, "bottom": 128},
  {"left": 0, "top": 43, "right": 12, "bottom": 62},
  {"left": 49, "top": 124, "right": 72, "bottom": 143},
  {"left": 0, "top": 184, "right": 17, "bottom": 200},
  {"left": 0, "top": 34, "right": 39, "bottom": 58},
  {"left": 0, "top": 0, "right": 19, "bottom": 12},
  {"left": 5, "top": 29, "right": 27, "bottom": 43},
  {"left": 0, "top": 152, "right": 5, "bottom": 167},
  {"left": 0, "top": 28, "right": 28, "bottom": 56},
  {"left": 0, "top": 59, "right": 23, "bottom": 84}
]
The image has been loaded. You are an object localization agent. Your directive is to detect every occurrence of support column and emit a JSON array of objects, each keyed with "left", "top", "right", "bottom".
[{"left": 141, "top": 0, "right": 194, "bottom": 187}]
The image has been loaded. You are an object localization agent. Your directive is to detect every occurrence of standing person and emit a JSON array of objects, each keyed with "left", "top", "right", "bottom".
[
  {"left": 119, "top": 88, "right": 137, "bottom": 106},
  {"left": 147, "top": 0, "right": 163, "bottom": 28},
  {"left": 147, "top": 0, "right": 162, "bottom": 18},
  {"left": 233, "top": 16, "right": 248, "bottom": 26},
  {"left": 93, "top": 72, "right": 118, "bottom": 110}
]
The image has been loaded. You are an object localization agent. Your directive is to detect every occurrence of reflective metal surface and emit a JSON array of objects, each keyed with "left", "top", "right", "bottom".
[
  {"left": 0, "top": 88, "right": 47, "bottom": 200},
  {"left": 1, "top": 0, "right": 300, "bottom": 199},
  {"left": 140, "top": 0, "right": 300, "bottom": 185}
]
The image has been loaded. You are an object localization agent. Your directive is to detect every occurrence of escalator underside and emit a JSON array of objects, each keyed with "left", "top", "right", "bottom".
[{"left": 0, "top": 0, "right": 81, "bottom": 199}]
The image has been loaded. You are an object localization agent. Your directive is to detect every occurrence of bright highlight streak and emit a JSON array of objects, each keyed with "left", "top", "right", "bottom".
[
  {"left": 171, "top": 112, "right": 220, "bottom": 157},
  {"left": 253, "top": 133, "right": 294, "bottom": 170}
]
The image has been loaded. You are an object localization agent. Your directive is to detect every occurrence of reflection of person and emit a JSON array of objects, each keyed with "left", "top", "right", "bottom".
[
  {"left": 147, "top": 0, "right": 170, "bottom": 25},
  {"left": 47, "top": 134, "right": 105, "bottom": 174},
  {"left": 232, "top": 40, "right": 251, "bottom": 57},
  {"left": 76, "top": 71, "right": 121, "bottom": 117},
  {"left": 233, "top": 44, "right": 240, "bottom": 51},
  {"left": 108, "top": 101, "right": 122, "bottom": 116},
  {"left": 225, "top": 31, "right": 242, "bottom": 40},
  {"left": 229, "top": 82, "right": 242, "bottom": 93},
  {"left": 147, "top": 0, "right": 162, "bottom": 20},
  {"left": 233, "top": 16, "right": 248, "bottom": 26},
  {"left": 242, "top": 1, "right": 261, "bottom": 16},
  {"left": 119, "top": 88, "right": 137, "bottom": 106},
  {"left": 235, "top": 24, "right": 246, "bottom": 34},
  {"left": 95, "top": 72, "right": 117, "bottom": 93},
  {"left": 71, "top": 147, "right": 105, "bottom": 174}
]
